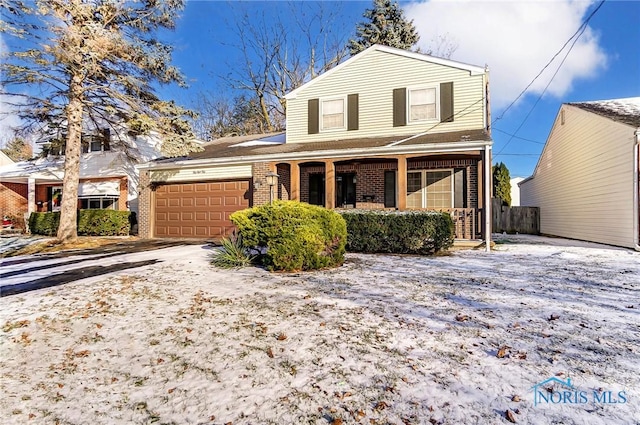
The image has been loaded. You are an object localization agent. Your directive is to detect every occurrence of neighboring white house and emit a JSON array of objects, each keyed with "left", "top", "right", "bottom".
[
  {"left": 0, "top": 125, "right": 167, "bottom": 219},
  {"left": 0, "top": 151, "right": 14, "bottom": 167},
  {"left": 519, "top": 97, "right": 640, "bottom": 249},
  {"left": 510, "top": 177, "right": 524, "bottom": 206}
]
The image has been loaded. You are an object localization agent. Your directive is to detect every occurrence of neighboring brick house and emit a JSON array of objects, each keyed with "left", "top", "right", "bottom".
[
  {"left": 138, "top": 44, "right": 494, "bottom": 247},
  {"left": 520, "top": 97, "right": 640, "bottom": 249},
  {"left": 0, "top": 127, "right": 165, "bottom": 224}
]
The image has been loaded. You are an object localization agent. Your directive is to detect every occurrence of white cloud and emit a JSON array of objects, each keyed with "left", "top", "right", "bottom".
[{"left": 405, "top": 0, "right": 608, "bottom": 110}]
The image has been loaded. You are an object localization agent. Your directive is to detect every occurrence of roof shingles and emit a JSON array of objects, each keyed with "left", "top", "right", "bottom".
[{"left": 568, "top": 97, "right": 640, "bottom": 127}]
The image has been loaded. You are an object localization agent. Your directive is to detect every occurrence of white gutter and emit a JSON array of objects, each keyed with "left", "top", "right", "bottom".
[
  {"left": 634, "top": 128, "right": 639, "bottom": 251},
  {"left": 138, "top": 139, "right": 492, "bottom": 171}
]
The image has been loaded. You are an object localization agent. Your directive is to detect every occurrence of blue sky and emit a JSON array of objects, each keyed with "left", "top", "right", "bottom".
[
  {"left": 161, "top": 0, "right": 639, "bottom": 178},
  {"left": 1, "top": 1, "right": 638, "bottom": 178}
]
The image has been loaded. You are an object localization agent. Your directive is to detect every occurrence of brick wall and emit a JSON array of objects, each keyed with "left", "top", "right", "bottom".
[
  {"left": 295, "top": 158, "right": 479, "bottom": 210},
  {"left": 0, "top": 182, "right": 28, "bottom": 217},
  {"left": 138, "top": 170, "right": 151, "bottom": 238},
  {"left": 469, "top": 164, "right": 478, "bottom": 209},
  {"left": 300, "top": 164, "right": 325, "bottom": 204},
  {"left": 252, "top": 162, "right": 273, "bottom": 206},
  {"left": 276, "top": 163, "right": 291, "bottom": 201}
]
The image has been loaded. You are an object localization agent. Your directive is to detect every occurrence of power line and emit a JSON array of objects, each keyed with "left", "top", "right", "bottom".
[
  {"left": 494, "top": 0, "right": 605, "bottom": 157},
  {"left": 493, "top": 127, "right": 544, "bottom": 144},
  {"left": 492, "top": 0, "right": 606, "bottom": 125}
]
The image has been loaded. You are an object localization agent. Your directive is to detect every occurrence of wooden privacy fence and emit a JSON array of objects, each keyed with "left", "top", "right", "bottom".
[{"left": 492, "top": 199, "right": 539, "bottom": 234}]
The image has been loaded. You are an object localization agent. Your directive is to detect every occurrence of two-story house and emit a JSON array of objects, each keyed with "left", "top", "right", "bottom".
[
  {"left": 0, "top": 125, "right": 165, "bottom": 224},
  {"left": 137, "top": 45, "right": 493, "bottom": 247}
]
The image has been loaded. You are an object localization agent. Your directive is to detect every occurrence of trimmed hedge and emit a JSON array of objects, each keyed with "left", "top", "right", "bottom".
[
  {"left": 230, "top": 201, "right": 347, "bottom": 272},
  {"left": 339, "top": 210, "right": 454, "bottom": 255},
  {"left": 29, "top": 210, "right": 131, "bottom": 236}
]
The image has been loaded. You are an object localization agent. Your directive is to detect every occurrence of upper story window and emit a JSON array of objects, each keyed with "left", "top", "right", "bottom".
[
  {"left": 308, "top": 94, "right": 359, "bottom": 135},
  {"left": 321, "top": 98, "right": 346, "bottom": 131},
  {"left": 82, "top": 129, "right": 111, "bottom": 153},
  {"left": 408, "top": 87, "right": 437, "bottom": 122},
  {"left": 394, "top": 82, "right": 454, "bottom": 127}
]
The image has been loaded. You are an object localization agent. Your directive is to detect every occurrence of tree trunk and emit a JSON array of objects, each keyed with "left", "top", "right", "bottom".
[
  {"left": 258, "top": 94, "right": 274, "bottom": 133},
  {"left": 57, "top": 74, "right": 84, "bottom": 244}
]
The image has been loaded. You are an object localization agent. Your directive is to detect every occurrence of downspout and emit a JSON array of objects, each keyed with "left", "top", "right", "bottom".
[
  {"left": 484, "top": 144, "right": 492, "bottom": 252},
  {"left": 634, "top": 129, "right": 639, "bottom": 251}
]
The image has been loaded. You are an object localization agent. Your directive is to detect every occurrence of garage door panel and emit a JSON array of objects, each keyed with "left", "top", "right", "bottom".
[{"left": 155, "top": 179, "right": 250, "bottom": 238}]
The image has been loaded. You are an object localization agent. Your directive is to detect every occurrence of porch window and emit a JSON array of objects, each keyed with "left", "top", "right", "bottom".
[
  {"left": 321, "top": 98, "right": 345, "bottom": 130},
  {"left": 408, "top": 87, "right": 437, "bottom": 122},
  {"left": 80, "top": 197, "right": 118, "bottom": 210},
  {"left": 406, "top": 169, "right": 454, "bottom": 209}
]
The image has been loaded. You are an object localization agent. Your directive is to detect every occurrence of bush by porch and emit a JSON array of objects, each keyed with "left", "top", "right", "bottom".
[{"left": 339, "top": 209, "right": 454, "bottom": 255}]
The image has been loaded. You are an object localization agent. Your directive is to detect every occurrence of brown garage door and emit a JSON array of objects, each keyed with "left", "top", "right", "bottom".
[{"left": 154, "top": 180, "right": 250, "bottom": 238}]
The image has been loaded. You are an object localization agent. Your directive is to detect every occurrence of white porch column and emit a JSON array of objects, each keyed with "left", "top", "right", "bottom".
[
  {"left": 484, "top": 145, "right": 492, "bottom": 252},
  {"left": 27, "top": 178, "right": 36, "bottom": 213}
]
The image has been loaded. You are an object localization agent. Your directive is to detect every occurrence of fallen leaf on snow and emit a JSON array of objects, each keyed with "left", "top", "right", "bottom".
[
  {"left": 506, "top": 409, "right": 517, "bottom": 423},
  {"left": 276, "top": 333, "right": 287, "bottom": 341},
  {"left": 496, "top": 346, "right": 510, "bottom": 358}
]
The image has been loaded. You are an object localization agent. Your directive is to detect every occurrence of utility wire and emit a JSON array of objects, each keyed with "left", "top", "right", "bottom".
[
  {"left": 492, "top": 0, "right": 606, "bottom": 125},
  {"left": 494, "top": 0, "right": 605, "bottom": 157},
  {"left": 493, "top": 127, "right": 544, "bottom": 144}
]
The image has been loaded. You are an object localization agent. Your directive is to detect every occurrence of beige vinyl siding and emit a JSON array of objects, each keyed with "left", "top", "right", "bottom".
[
  {"left": 286, "top": 49, "right": 486, "bottom": 143},
  {"left": 520, "top": 105, "right": 636, "bottom": 248},
  {"left": 150, "top": 165, "right": 252, "bottom": 183}
]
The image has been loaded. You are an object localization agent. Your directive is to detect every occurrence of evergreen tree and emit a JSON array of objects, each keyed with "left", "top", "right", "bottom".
[
  {"left": 492, "top": 162, "right": 512, "bottom": 206},
  {"left": 348, "top": 0, "right": 420, "bottom": 56},
  {"left": 1, "top": 0, "right": 200, "bottom": 243},
  {"left": 1, "top": 137, "right": 32, "bottom": 161}
]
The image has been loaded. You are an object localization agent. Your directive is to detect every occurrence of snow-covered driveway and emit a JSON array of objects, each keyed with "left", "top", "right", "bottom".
[{"left": 1, "top": 235, "right": 639, "bottom": 424}]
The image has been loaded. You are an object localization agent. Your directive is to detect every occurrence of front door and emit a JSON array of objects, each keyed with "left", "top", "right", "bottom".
[
  {"left": 336, "top": 173, "right": 356, "bottom": 208},
  {"left": 308, "top": 174, "right": 325, "bottom": 206}
]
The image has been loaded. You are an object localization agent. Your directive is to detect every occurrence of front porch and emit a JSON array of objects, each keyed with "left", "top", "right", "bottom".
[{"left": 255, "top": 152, "right": 490, "bottom": 240}]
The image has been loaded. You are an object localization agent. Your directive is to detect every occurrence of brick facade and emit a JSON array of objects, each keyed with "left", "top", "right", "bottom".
[
  {"left": 138, "top": 170, "right": 152, "bottom": 238},
  {"left": 276, "top": 163, "right": 291, "bottom": 201},
  {"left": 296, "top": 157, "right": 479, "bottom": 210},
  {"left": 252, "top": 162, "right": 273, "bottom": 206},
  {"left": 0, "top": 182, "right": 28, "bottom": 217}
]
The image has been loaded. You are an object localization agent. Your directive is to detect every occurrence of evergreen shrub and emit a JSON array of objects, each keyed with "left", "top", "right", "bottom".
[
  {"left": 29, "top": 210, "right": 131, "bottom": 236},
  {"left": 339, "top": 210, "right": 454, "bottom": 255},
  {"left": 230, "top": 201, "right": 347, "bottom": 272}
]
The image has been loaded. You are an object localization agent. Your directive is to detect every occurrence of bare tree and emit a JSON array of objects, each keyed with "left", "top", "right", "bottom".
[
  {"left": 191, "top": 93, "right": 265, "bottom": 140},
  {"left": 1, "top": 0, "right": 200, "bottom": 243},
  {"left": 220, "top": 2, "right": 349, "bottom": 133},
  {"left": 423, "top": 33, "right": 459, "bottom": 59}
]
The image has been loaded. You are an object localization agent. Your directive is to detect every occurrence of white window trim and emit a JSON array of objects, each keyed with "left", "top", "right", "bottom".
[
  {"left": 407, "top": 168, "right": 454, "bottom": 208},
  {"left": 320, "top": 95, "right": 347, "bottom": 132},
  {"left": 407, "top": 85, "right": 440, "bottom": 124}
]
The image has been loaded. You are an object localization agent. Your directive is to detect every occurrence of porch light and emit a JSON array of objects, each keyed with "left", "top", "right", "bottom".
[{"left": 265, "top": 171, "right": 279, "bottom": 203}]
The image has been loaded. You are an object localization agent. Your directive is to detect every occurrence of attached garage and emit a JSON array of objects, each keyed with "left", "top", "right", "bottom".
[{"left": 154, "top": 180, "right": 250, "bottom": 239}]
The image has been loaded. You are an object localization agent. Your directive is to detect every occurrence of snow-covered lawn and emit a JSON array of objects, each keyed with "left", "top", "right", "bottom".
[{"left": 1, "top": 235, "right": 639, "bottom": 424}]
